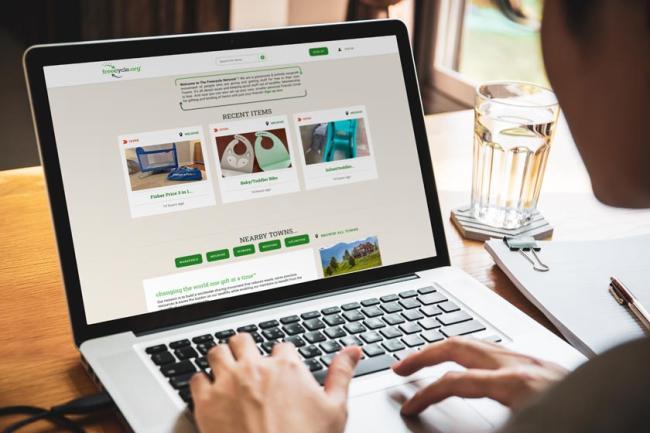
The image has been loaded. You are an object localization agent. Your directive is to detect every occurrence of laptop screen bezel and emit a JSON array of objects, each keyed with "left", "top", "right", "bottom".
[{"left": 24, "top": 20, "right": 450, "bottom": 346}]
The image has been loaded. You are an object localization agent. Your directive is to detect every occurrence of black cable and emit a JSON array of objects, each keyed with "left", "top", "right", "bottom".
[{"left": 0, "top": 391, "right": 113, "bottom": 433}]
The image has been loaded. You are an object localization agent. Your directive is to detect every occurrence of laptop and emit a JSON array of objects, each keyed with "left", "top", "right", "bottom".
[{"left": 23, "top": 20, "right": 584, "bottom": 433}]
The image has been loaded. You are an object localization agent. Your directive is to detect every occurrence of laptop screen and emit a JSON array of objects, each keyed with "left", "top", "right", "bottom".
[{"left": 42, "top": 35, "right": 437, "bottom": 325}]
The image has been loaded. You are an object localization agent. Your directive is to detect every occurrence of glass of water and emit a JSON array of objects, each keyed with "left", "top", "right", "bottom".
[{"left": 471, "top": 81, "right": 560, "bottom": 229}]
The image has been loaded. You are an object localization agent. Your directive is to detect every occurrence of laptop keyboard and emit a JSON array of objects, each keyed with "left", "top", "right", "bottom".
[{"left": 144, "top": 284, "right": 499, "bottom": 407}]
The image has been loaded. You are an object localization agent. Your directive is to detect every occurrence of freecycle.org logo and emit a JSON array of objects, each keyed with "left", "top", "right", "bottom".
[{"left": 102, "top": 63, "right": 142, "bottom": 78}]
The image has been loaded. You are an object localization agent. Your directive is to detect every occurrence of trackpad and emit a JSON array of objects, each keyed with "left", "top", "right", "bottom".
[{"left": 346, "top": 380, "right": 494, "bottom": 433}]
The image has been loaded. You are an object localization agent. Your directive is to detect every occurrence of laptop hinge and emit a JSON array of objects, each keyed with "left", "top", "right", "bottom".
[{"left": 134, "top": 273, "right": 419, "bottom": 337}]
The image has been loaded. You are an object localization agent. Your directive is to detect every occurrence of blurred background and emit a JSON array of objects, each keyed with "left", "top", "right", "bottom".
[{"left": 0, "top": 0, "right": 543, "bottom": 170}]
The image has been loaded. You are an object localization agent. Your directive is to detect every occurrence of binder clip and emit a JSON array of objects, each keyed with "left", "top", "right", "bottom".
[{"left": 503, "top": 236, "right": 550, "bottom": 272}]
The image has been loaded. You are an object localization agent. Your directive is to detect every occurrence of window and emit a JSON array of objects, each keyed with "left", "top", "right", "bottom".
[{"left": 429, "top": 0, "right": 546, "bottom": 108}]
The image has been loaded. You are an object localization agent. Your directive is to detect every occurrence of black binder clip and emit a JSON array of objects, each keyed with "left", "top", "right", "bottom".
[{"left": 503, "top": 236, "right": 550, "bottom": 272}]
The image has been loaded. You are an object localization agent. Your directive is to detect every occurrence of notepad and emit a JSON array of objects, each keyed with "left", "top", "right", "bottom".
[{"left": 485, "top": 234, "right": 650, "bottom": 357}]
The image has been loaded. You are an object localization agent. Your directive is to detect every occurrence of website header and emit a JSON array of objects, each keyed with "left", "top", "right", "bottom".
[{"left": 43, "top": 35, "right": 398, "bottom": 88}]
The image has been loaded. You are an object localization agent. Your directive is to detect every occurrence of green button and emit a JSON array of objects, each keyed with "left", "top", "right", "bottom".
[
  {"left": 259, "top": 239, "right": 281, "bottom": 252},
  {"left": 233, "top": 244, "right": 255, "bottom": 257},
  {"left": 309, "top": 47, "right": 329, "bottom": 56},
  {"left": 284, "top": 234, "right": 310, "bottom": 248},
  {"left": 206, "top": 249, "right": 230, "bottom": 262},
  {"left": 175, "top": 254, "right": 202, "bottom": 268}
]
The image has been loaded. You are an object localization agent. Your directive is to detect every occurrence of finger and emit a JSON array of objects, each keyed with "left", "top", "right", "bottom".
[
  {"left": 207, "top": 343, "right": 235, "bottom": 374},
  {"left": 271, "top": 341, "right": 301, "bottom": 359},
  {"left": 401, "top": 369, "right": 499, "bottom": 416},
  {"left": 393, "top": 338, "right": 501, "bottom": 376},
  {"left": 228, "top": 332, "right": 261, "bottom": 360},
  {"left": 324, "top": 346, "right": 362, "bottom": 404},
  {"left": 189, "top": 371, "right": 212, "bottom": 403}
]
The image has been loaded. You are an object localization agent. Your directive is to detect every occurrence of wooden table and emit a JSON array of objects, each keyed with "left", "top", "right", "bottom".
[{"left": 2, "top": 110, "right": 649, "bottom": 432}]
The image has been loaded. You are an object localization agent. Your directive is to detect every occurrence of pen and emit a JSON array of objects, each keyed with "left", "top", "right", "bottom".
[{"left": 609, "top": 276, "right": 650, "bottom": 332}]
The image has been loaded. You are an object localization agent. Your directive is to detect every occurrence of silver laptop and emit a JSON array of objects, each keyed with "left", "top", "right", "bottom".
[{"left": 24, "top": 20, "right": 584, "bottom": 433}]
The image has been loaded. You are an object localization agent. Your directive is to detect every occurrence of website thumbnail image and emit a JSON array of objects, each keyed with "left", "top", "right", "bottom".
[
  {"left": 119, "top": 127, "right": 216, "bottom": 218},
  {"left": 294, "top": 106, "right": 378, "bottom": 190},
  {"left": 210, "top": 116, "right": 300, "bottom": 203}
]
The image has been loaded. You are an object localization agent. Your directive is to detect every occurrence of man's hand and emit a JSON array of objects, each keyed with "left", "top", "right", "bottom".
[
  {"left": 190, "top": 333, "right": 362, "bottom": 433},
  {"left": 392, "top": 337, "right": 567, "bottom": 415}
]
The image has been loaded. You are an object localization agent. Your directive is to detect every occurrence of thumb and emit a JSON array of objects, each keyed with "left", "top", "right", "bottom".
[{"left": 324, "top": 346, "right": 362, "bottom": 404}]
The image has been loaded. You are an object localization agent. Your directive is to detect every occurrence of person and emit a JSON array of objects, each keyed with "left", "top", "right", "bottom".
[{"left": 189, "top": 1, "right": 650, "bottom": 432}]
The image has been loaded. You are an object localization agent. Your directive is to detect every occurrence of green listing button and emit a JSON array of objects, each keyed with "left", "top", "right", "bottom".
[
  {"left": 259, "top": 239, "right": 281, "bottom": 252},
  {"left": 233, "top": 244, "right": 255, "bottom": 257},
  {"left": 284, "top": 234, "right": 310, "bottom": 248},
  {"left": 175, "top": 254, "right": 203, "bottom": 268},
  {"left": 309, "top": 47, "right": 329, "bottom": 56},
  {"left": 206, "top": 249, "right": 230, "bottom": 262}
]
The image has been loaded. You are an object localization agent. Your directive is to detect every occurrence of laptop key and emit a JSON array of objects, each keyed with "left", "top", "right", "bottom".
[
  {"left": 421, "top": 330, "right": 445, "bottom": 343},
  {"left": 175, "top": 346, "right": 199, "bottom": 360},
  {"left": 320, "top": 340, "right": 342, "bottom": 354},
  {"left": 399, "top": 298, "right": 420, "bottom": 309},
  {"left": 380, "top": 294, "right": 399, "bottom": 303},
  {"left": 402, "top": 334, "right": 425, "bottom": 347},
  {"left": 341, "top": 302, "right": 361, "bottom": 311},
  {"left": 360, "top": 331, "right": 382, "bottom": 344},
  {"left": 260, "top": 341, "right": 278, "bottom": 354},
  {"left": 146, "top": 344, "right": 167, "bottom": 354},
  {"left": 361, "top": 306, "right": 383, "bottom": 317},
  {"left": 259, "top": 320, "right": 280, "bottom": 329},
  {"left": 249, "top": 332, "right": 264, "bottom": 344},
  {"left": 195, "top": 357, "right": 209, "bottom": 369},
  {"left": 382, "top": 339, "right": 405, "bottom": 352},
  {"left": 363, "top": 343, "right": 386, "bottom": 357},
  {"left": 284, "top": 335, "right": 307, "bottom": 348},
  {"left": 312, "top": 354, "right": 395, "bottom": 385},
  {"left": 304, "top": 358, "right": 323, "bottom": 372},
  {"left": 320, "top": 354, "right": 337, "bottom": 367},
  {"left": 419, "top": 318, "right": 442, "bottom": 330},
  {"left": 304, "top": 331, "right": 327, "bottom": 344},
  {"left": 323, "top": 314, "right": 345, "bottom": 326},
  {"left": 380, "top": 327, "right": 403, "bottom": 339},
  {"left": 280, "top": 315, "right": 300, "bottom": 324},
  {"left": 361, "top": 298, "right": 380, "bottom": 307},
  {"left": 417, "top": 286, "right": 436, "bottom": 295},
  {"left": 321, "top": 306, "right": 341, "bottom": 315},
  {"left": 342, "top": 310, "right": 364, "bottom": 322},
  {"left": 383, "top": 314, "right": 405, "bottom": 325},
  {"left": 402, "top": 309, "right": 424, "bottom": 321},
  {"left": 363, "top": 318, "right": 386, "bottom": 330},
  {"left": 161, "top": 360, "right": 196, "bottom": 377},
  {"left": 151, "top": 351, "right": 175, "bottom": 365},
  {"left": 381, "top": 302, "right": 402, "bottom": 314},
  {"left": 303, "top": 318, "right": 326, "bottom": 331},
  {"left": 169, "top": 372, "right": 195, "bottom": 389},
  {"left": 344, "top": 322, "right": 366, "bottom": 334},
  {"left": 214, "top": 330, "right": 236, "bottom": 340},
  {"left": 236, "top": 324, "right": 258, "bottom": 333},
  {"left": 301, "top": 311, "right": 321, "bottom": 320},
  {"left": 299, "top": 345, "right": 322, "bottom": 359},
  {"left": 399, "top": 290, "right": 418, "bottom": 298},
  {"left": 169, "top": 339, "right": 191, "bottom": 349},
  {"left": 420, "top": 305, "right": 443, "bottom": 317},
  {"left": 394, "top": 349, "right": 416, "bottom": 361},
  {"left": 418, "top": 292, "right": 448, "bottom": 305},
  {"left": 399, "top": 322, "right": 421, "bottom": 335},
  {"left": 441, "top": 320, "right": 486, "bottom": 337},
  {"left": 438, "top": 311, "right": 472, "bottom": 326},
  {"left": 178, "top": 387, "right": 192, "bottom": 403},
  {"left": 283, "top": 323, "right": 306, "bottom": 335},
  {"left": 438, "top": 301, "right": 460, "bottom": 313},
  {"left": 340, "top": 335, "right": 363, "bottom": 347},
  {"left": 262, "top": 327, "right": 285, "bottom": 340},
  {"left": 196, "top": 341, "right": 217, "bottom": 355},
  {"left": 324, "top": 326, "right": 346, "bottom": 339}
]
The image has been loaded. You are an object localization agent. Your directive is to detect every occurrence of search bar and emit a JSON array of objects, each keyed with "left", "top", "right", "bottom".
[{"left": 216, "top": 53, "right": 265, "bottom": 66}]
